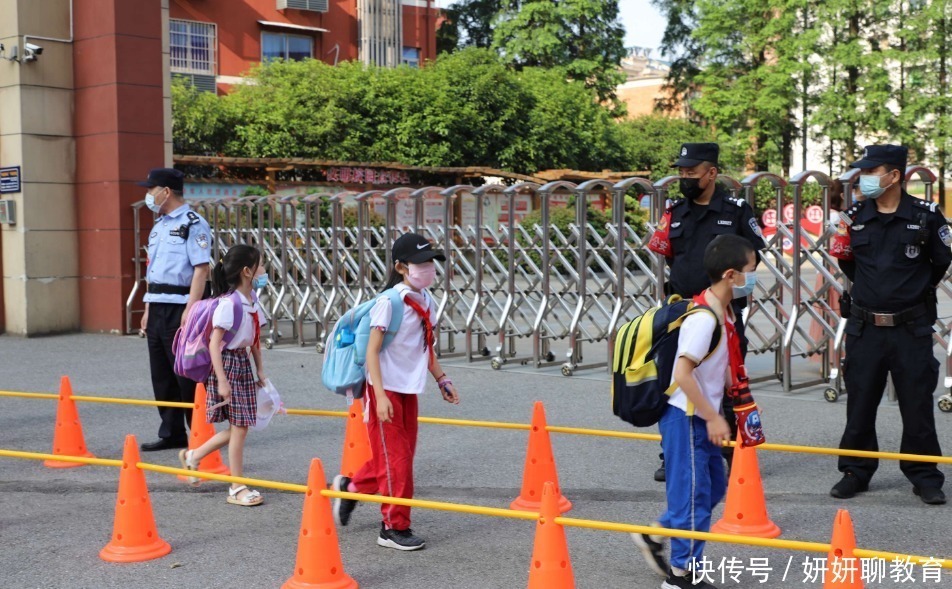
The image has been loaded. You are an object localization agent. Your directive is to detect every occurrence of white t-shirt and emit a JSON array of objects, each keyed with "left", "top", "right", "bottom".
[
  {"left": 367, "top": 283, "right": 437, "bottom": 395},
  {"left": 666, "top": 305, "right": 730, "bottom": 416},
  {"left": 212, "top": 291, "right": 269, "bottom": 350}
]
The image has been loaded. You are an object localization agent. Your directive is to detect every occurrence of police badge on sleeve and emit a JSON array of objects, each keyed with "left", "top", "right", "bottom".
[
  {"left": 748, "top": 217, "right": 764, "bottom": 239},
  {"left": 940, "top": 224, "right": 952, "bottom": 248},
  {"left": 197, "top": 233, "right": 209, "bottom": 249}
]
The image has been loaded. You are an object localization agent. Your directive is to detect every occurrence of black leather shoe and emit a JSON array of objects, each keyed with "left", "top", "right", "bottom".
[
  {"left": 830, "top": 472, "right": 869, "bottom": 499},
  {"left": 654, "top": 459, "right": 666, "bottom": 482},
  {"left": 913, "top": 486, "right": 946, "bottom": 505},
  {"left": 140, "top": 438, "right": 189, "bottom": 452}
]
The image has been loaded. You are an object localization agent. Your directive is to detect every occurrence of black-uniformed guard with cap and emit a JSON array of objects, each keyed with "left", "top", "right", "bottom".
[
  {"left": 646, "top": 143, "right": 767, "bottom": 482},
  {"left": 829, "top": 145, "right": 950, "bottom": 505},
  {"left": 138, "top": 168, "right": 213, "bottom": 452}
]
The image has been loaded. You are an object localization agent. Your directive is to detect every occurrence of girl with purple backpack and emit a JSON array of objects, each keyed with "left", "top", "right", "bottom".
[{"left": 179, "top": 244, "right": 269, "bottom": 506}]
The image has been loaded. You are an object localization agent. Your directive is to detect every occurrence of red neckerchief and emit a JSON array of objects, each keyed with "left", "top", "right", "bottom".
[
  {"left": 401, "top": 292, "right": 435, "bottom": 368},
  {"left": 250, "top": 311, "right": 261, "bottom": 349},
  {"left": 693, "top": 291, "right": 746, "bottom": 386}
]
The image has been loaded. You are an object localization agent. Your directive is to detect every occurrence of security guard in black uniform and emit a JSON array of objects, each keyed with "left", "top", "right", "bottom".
[
  {"left": 831, "top": 145, "right": 950, "bottom": 505},
  {"left": 647, "top": 143, "right": 767, "bottom": 481},
  {"left": 138, "top": 168, "right": 212, "bottom": 452}
]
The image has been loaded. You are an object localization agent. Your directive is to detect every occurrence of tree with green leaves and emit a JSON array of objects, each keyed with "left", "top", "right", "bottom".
[
  {"left": 893, "top": 0, "right": 952, "bottom": 206},
  {"left": 617, "top": 115, "right": 719, "bottom": 180},
  {"left": 515, "top": 66, "right": 630, "bottom": 172},
  {"left": 689, "top": 0, "right": 819, "bottom": 176},
  {"left": 491, "top": 0, "right": 627, "bottom": 104},
  {"left": 439, "top": 0, "right": 504, "bottom": 50},
  {"left": 650, "top": 0, "right": 952, "bottom": 206},
  {"left": 172, "top": 49, "right": 644, "bottom": 175},
  {"left": 650, "top": 0, "right": 704, "bottom": 117},
  {"left": 171, "top": 78, "right": 237, "bottom": 155}
]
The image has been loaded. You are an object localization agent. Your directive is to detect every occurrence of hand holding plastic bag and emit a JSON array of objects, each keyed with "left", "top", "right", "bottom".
[{"left": 250, "top": 379, "right": 284, "bottom": 432}]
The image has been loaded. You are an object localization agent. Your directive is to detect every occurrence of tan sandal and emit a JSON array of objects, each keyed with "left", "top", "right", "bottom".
[
  {"left": 178, "top": 449, "right": 200, "bottom": 486},
  {"left": 227, "top": 485, "right": 264, "bottom": 507}
]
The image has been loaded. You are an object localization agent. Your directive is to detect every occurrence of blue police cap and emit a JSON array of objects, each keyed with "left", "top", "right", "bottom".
[
  {"left": 672, "top": 143, "right": 719, "bottom": 168},
  {"left": 137, "top": 168, "right": 185, "bottom": 191},
  {"left": 849, "top": 145, "right": 908, "bottom": 171}
]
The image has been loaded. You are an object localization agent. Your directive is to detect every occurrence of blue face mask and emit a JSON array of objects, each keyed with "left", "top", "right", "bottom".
[
  {"left": 145, "top": 191, "right": 163, "bottom": 213},
  {"left": 732, "top": 271, "right": 757, "bottom": 299},
  {"left": 858, "top": 174, "right": 889, "bottom": 199},
  {"left": 252, "top": 274, "right": 269, "bottom": 290}
]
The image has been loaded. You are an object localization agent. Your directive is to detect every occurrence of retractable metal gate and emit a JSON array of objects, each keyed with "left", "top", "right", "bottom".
[{"left": 122, "top": 172, "right": 952, "bottom": 411}]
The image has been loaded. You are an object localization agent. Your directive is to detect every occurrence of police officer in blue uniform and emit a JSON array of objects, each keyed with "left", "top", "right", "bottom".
[
  {"left": 138, "top": 168, "right": 212, "bottom": 451},
  {"left": 647, "top": 143, "right": 767, "bottom": 482},
  {"left": 831, "top": 145, "right": 950, "bottom": 505}
]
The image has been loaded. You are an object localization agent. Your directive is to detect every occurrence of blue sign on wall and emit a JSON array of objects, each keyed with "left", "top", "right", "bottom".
[{"left": 0, "top": 166, "right": 21, "bottom": 194}]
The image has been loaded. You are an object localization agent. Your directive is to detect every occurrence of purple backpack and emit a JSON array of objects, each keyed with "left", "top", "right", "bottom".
[{"left": 172, "top": 291, "right": 256, "bottom": 383}]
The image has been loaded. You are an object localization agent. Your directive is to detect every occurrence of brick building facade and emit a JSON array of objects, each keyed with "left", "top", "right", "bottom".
[{"left": 0, "top": 0, "right": 439, "bottom": 335}]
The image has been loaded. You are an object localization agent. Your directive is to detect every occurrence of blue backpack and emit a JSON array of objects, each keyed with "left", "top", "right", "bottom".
[{"left": 321, "top": 288, "right": 405, "bottom": 397}]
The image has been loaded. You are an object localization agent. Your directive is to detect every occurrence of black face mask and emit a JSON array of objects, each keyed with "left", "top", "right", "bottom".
[{"left": 679, "top": 177, "right": 707, "bottom": 201}]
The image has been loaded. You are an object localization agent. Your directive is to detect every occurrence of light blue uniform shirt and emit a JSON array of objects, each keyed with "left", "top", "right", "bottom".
[{"left": 144, "top": 203, "right": 212, "bottom": 304}]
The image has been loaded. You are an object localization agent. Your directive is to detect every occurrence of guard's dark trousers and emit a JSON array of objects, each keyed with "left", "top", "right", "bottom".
[
  {"left": 840, "top": 320, "right": 944, "bottom": 489},
  {"left": 147, "top": 303, "right": 195, "bottom": 442}
]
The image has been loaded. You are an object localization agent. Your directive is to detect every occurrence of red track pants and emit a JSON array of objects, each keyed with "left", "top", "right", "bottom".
[{"left": 351, "top": 389, "right": 419, "bottom": 530}]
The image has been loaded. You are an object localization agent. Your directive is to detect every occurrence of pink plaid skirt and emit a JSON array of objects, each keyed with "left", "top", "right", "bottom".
[{"left": 206, "top": 349, "right": 257, "bottom": 427}]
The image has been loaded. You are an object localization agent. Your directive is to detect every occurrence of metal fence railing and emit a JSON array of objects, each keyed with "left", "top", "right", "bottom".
[{"left": 126, "top": 170, "right": 952, "bottom": 412}]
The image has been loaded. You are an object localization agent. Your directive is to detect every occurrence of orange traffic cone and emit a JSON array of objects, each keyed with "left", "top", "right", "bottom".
[
  {"left": 824, "top": 509, "right": 864, "bottom": 589},
  {"left": 282, "top": 458, "right": 358, "bottom": 589},
  {"left": 44, "top": 376, "right": 96, "bottom": 468},
  {"left": 511, "top": 402, "right": 572, "bottom": 514},
  {"left": 710, "top": 432, "right": 780, "bottom": 538},
  {"left": 527, "top": 482, "right": 575, "bottom": 589},
  {"left": 177, "top": 383, "right": 229, "bottom": 483},
  {"left": 100, "top": 434, "right": 172, "bottom": 563},
  {"left": 339, "top": 398, "right": 372, "bottom": 479}
]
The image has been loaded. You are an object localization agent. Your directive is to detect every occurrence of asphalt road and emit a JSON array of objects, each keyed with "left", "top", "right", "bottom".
[{"left": 1, "top": 333, "right": 950, "bottom": 588}]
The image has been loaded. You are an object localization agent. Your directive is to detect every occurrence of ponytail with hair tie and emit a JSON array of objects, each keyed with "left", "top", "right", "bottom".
[{"left": 211, "top": 244, "right": 261, "bottom": 297}]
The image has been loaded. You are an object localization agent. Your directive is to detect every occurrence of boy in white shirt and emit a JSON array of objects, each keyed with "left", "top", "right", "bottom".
[{"left": 635, "top": 234, "right": 757, "bottom": 589}]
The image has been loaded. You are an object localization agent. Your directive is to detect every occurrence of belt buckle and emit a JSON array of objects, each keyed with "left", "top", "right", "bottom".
[{"left": 872, "top": 313, "right": 895, "bottom": 327}]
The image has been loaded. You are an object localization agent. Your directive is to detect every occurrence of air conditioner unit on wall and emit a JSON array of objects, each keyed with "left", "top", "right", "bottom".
[
  {"left": 277, "top": 0, "right": 329, "bottom": 12},
  {"left": 173, "top": 73, "right": 217, "bottom": 94}
]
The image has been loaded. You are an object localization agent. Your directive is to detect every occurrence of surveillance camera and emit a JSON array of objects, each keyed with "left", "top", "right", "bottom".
[{"left": 23, "top": 43, "right": 43, "bottom": 62}]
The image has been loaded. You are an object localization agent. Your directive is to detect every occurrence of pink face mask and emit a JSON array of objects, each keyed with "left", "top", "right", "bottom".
[{"left": 407, "top": 263, "right": 437, "bottom": 290}]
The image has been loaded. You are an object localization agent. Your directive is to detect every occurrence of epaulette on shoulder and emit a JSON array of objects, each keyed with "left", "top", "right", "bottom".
[
  {"left": 669, "top": 198, "right": 686, "bottom": 210},
  {"left": 912, "top": 199, "right": 938, "bottom": 213},
  {"left": 843, "top": 201, "right": 866, "bottom": 220},
  {"left": 186, "top": 211, "right": 201, "bottom": 225},
  {"left": 727, "top": 197, "right": 747, "bottom": 208}
]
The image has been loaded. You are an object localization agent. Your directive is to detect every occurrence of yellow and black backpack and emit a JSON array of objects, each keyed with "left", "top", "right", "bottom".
[{"left": 611, "top": 295, "right": 721, "bottom": 427}]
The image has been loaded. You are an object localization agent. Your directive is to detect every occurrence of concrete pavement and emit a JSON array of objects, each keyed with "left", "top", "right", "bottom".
[{"left": 1, "top": 333, "right": 950, "bottom": 588}]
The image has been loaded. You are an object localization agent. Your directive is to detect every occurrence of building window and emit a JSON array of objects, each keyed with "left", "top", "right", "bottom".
[
  {"left": 262, "top": 32, "right": 313, "bottom": 61},
  {"left": 170, "top": 19, "right": 217, "bottom": 75},
  {"left": 402, "top": 47, "right": 421, "bottom": 68}
]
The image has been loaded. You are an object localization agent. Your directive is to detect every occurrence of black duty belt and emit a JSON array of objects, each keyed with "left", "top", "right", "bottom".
[
  {"left": 148, "top": 283, "right": 191, "bottom": 295},
  {"left": 850, "top": 302, "right": 928, "bottom": 327}
]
